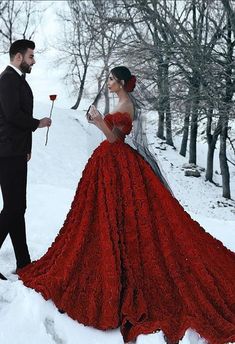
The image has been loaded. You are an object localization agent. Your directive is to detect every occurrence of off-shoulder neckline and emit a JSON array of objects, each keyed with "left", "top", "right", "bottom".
[{"left": 106, "top": 111, "right": 133, "bottom": 121}]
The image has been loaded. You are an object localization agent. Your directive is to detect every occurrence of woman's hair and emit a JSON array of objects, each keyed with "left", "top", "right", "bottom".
[
  {"left": 111, "top": 66, "right": 136, "bottom": 92},
  {"left": 110, "top": 68, "right": 173, "bottom": 194}
]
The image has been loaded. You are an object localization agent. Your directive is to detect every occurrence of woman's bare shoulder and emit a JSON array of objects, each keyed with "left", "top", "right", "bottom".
[{"left": 114, "top": 101, "right": 134, "bottom": 119}]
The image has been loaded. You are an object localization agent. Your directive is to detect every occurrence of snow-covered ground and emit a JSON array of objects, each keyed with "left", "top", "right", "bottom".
[{"left": 0, "top": 101, "right": 234, "bottom": 344}]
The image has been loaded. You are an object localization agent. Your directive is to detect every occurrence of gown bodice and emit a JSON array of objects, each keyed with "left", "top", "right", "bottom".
[{"left": 104, "top": 112, "right": 133, "bottom": 140}]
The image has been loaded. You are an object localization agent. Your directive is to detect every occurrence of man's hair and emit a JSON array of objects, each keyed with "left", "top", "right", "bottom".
[{"left": 9, "top": 39, "right": 35, "bottom": 60}]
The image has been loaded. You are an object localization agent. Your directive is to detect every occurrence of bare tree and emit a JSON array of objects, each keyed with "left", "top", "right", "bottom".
[
  {"left": 55, "top": 1, "right": 95, "bottom": 110},
  {"left": 220, "top": 0, "right": 235, "bottom": 36},
  {"left": 88, "top": 0, "right": 127, "bottom": 114},
  {"left": 205, "top": 109, "right": 222, "bottom": 183},
  {"left": 165, "top": 0, "right": 224, "bottom": 164},
  {"left": 179, "top": 89, "right": 192, "bottom": 157},
  {"left": 68, "top": 1, "right": 94, "bottom": 110},
  {"left": 56, "top": 0, "right": 125, "bottom": 111},
  {"left": 0, "top": 0, "right": 45, "bottom": 53},
  {"left": 218, "top": 15, "right": 234, "bottom": 198}
]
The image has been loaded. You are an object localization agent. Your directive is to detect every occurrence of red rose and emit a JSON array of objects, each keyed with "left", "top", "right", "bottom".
[
  {"left": 125, "top": 75, "right": 136, "bottom": 92},
  {"left": 49, "top": 94, "right": 57, "bottom": 101},
  {"left": 45, "top": 94, "right": 57, "bottom": 146}
]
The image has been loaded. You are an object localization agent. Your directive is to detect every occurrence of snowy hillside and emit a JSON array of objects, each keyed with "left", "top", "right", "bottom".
[{"left": 0, "top": 101, "right": 234, "bottom": 344}]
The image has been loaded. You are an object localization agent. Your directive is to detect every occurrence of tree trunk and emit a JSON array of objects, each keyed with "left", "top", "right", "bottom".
[
  {"left": 189, "top": 113, "right": 198, "bottom": 164},
  {"left": 189, "top": 81, "right": 199, "bottom": 164},
  {"left": 157, "top": 111, "right": 165, "bottom": 139},
  {"left": 157, "top": 61, "right": 165, "bottom": 139},
  {"left": 104, "top": 84, "right": 110, "bottom": 115},
  {"left": 206, "top": 142, "right": 216, "bottom": 182},
  {"left": 163, "top": 63, "right": 174, "bottom": 146},
  {"left": 205, "top": 113, "right": 221, "bottom": 182},
  {"left": 165, "top": 99, "right": 174, "bottom": 146},
  {"left": 219, "top": 116, "right": 230, "bottom": 198},
  {"left": 218, "top": 14, "right": 233, "bottom": 198},
  {"left": 189, "top": 3, "right": 201, "bottom": 164},
  {"left": 71, "top": 65, "right": 88, "bottom": 110},
  {"left": 93, "top": 70, "right": 105, "bottom": 108},
  {"left": 180, "top": 112, "right": 190, "bottom": 157},
  {"left": 71, "top": 87, "right": 83, "bottom": 110},
  {"left": 180, "top": 89, "right": 191, "bottom": 157},
  {"left": 103, "top": 66, "right": 110, "bottom": 114}
]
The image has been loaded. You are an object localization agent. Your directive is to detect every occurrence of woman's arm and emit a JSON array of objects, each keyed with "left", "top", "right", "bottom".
[{"left": 87, "top": 105, "right": 118, "bottom": 143}]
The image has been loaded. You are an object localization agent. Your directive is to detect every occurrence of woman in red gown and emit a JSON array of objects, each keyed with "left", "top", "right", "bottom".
[{"left": 18, "top": 66, "right": 235, "bottom": 344}]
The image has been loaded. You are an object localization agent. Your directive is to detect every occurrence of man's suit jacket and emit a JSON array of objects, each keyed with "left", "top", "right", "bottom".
[{"left": 0, "top": 66, "right": 39, "bottom": 157}]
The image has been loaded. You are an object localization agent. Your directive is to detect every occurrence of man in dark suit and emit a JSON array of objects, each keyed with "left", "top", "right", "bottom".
[{"left": 0, "top": 39, "right": 52, "bottom": 280}]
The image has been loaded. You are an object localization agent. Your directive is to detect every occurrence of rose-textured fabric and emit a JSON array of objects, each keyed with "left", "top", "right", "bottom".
[{"left": 18, "top": 112, "right": 235, "bottom": 344}]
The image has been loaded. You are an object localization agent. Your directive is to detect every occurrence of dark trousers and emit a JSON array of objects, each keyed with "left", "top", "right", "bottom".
[{"left": 0, "top": 156, "right": 31, "bottom": 269}]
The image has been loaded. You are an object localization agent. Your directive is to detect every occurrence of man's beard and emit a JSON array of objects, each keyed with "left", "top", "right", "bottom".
[{"left": 19, "top": 60, "right": 32, "bottom": 74}]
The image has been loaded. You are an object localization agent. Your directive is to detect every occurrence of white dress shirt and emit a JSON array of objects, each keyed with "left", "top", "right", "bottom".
[{"left": 8, "top": 64, "right": 23, "bottom": 76}]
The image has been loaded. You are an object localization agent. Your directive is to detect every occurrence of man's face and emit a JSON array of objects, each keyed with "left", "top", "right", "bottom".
[{"left": 19, "top": 48, "right": 35, "bottom": 74}]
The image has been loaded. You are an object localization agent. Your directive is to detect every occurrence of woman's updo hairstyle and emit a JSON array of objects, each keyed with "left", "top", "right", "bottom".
[{"left": 111, "top": 66, "right": 136, "bottom": 92}]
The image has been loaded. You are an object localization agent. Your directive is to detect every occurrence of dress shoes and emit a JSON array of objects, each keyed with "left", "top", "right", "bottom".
[
  {"left": 16, "top": 259, "right": 31, "bottom": 271},
  {"left": 0, "top": 272, "right": 7, "bottom": 280}
]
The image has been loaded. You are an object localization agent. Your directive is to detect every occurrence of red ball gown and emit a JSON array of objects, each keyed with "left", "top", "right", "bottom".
[{"left": 18, "top": 112, "right": 235, "bottom": 344}]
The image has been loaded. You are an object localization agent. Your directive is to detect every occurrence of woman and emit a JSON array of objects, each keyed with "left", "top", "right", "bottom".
[{"left": 18, "top": 66, "right": 235, "bottom": 344}]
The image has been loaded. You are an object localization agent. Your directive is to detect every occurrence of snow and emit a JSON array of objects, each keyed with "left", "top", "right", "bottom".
[{"left": 0, "top": 101, "right": 234, "bottom": 344}]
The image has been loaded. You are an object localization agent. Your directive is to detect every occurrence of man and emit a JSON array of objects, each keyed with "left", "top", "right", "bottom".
[{"left": 0, "top": 39, "right": 52, "bottom": 280}]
